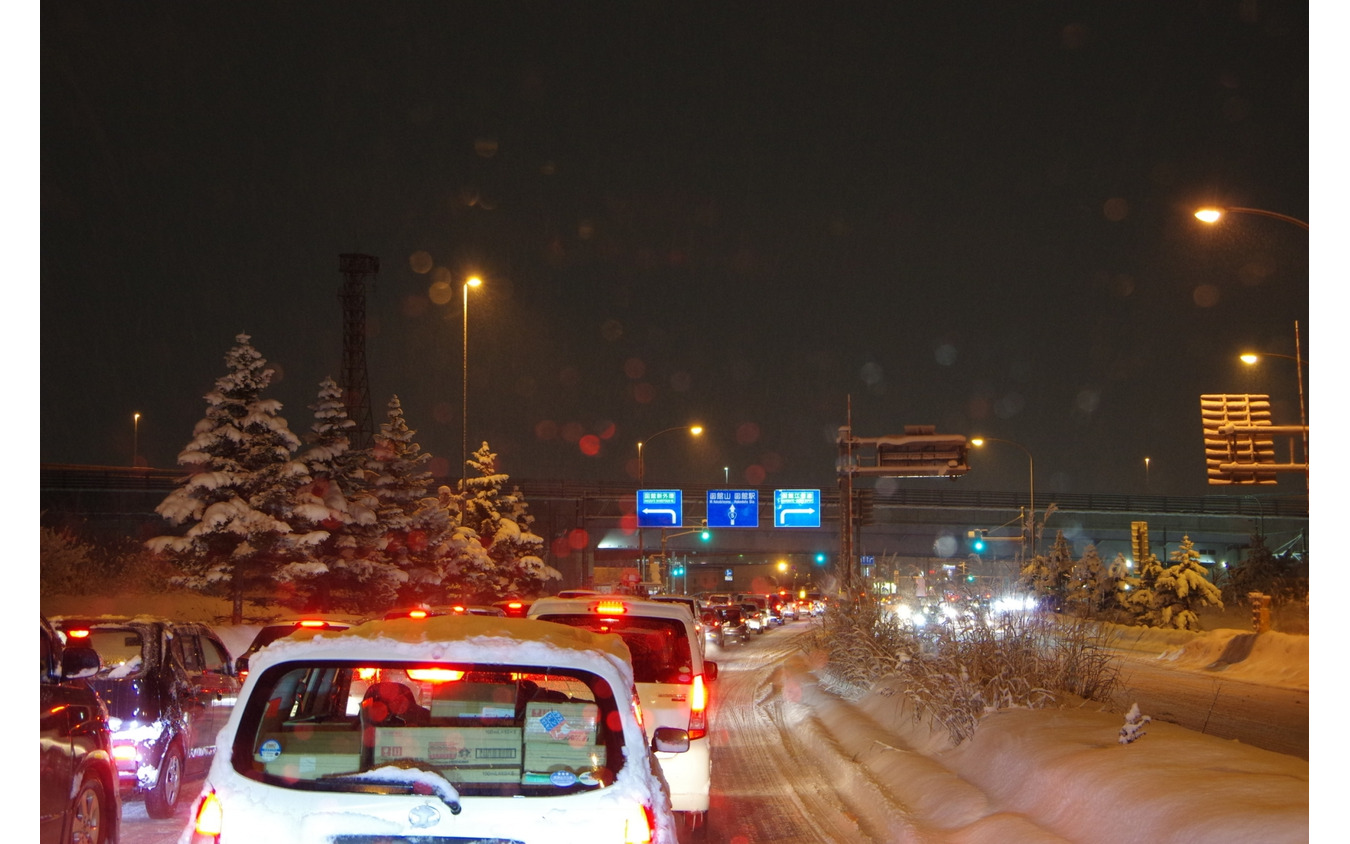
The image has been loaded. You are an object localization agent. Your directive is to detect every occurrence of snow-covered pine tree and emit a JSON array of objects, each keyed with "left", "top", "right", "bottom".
[
  {"left": 364, "top": 396, "right": 451, "bottom": 605},
  {"left": 283, "top": 377, "right": 399, "bottom": 613},
  {"left": 1065, "top": 543, "right": 1109, "bottom": 618},
  {"left": 1018, "top": 530, "right": 1073, "bottom": 612},
  {"left": 1153, "top": 534, "right": 1224, "bottom": 630},
  {"left": 453, "top": 442, "right": 562, "bottom": 600},
  {"left": 1224, "top": 532, "right": 1284, "bottom": 606},
  {"left": 1106, "top": 552, "right": 1133, "bottom": 620},
  {"left": 1122, "top": 551, "right": 1164, "bottom": 626},
  {"left": 147, "top": 334, "right": 318, "bottom": 624}
]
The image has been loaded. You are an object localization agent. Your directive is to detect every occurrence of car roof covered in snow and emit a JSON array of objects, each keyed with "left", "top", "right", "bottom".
[{"left": 244, "top": 614, "right": 637, "bottom": 684}]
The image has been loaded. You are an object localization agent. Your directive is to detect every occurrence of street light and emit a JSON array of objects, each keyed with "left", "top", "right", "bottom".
[
  {"left": 637, "top": 425, "right": 704, "bottom": 565},
  {"left": 133, "top": 412, "right": 141, "bottom": 468},
  {"left": 970, "top": 436, "right": 1036, "bottom": 555},
  {"left": 1193, "top": 206, "right": 1308, "bottom": 230},
  {"left": 462, "top": 275, "right": 483, "bottom": 488},
  {"left": 1239, "top": 329, "right": 1309, "bottom": 486}
]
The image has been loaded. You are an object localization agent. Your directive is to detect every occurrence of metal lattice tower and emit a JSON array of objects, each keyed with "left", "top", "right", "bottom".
[{"left": 338, "top": 254, "right": 379, "bottom": 451}]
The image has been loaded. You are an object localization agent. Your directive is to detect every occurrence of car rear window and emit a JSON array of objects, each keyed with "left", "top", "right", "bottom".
[
  {"left": 233, "top": 660, "right": 628, "bottom": 798},
  {"left": 65, "top": 627, "right": 146, "bottom": 679},
  {"left": 534, "top": 614, "right": 694, "bottom": 684}
]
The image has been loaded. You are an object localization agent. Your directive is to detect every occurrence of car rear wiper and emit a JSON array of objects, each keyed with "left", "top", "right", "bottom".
[{"left": 319, "top": 764, "right": 463, "bottom": 814}]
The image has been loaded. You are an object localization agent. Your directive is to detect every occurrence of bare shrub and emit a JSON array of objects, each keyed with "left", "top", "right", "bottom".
[{"left": 806, "top": 597, "right": 1121, "bottom": 746}]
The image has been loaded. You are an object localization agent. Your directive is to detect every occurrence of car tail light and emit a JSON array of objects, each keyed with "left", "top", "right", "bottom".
[
  {"left": 687, "top": 674, "right": 708, "bottom": 740},
  {"left": 297, "top": 619, "right": 330, "bottom": 629},
  {"left": 621, "top": 803, "right": 654, "bottom": 844},
  {"left": 408, "top": 609, "right": 429, "bottom": 619},
  {"left": 595, "top": 600, "right": 627, "bottom": 615},
  {"left": 65, "top": 628, "right": 91, "bottom": 639},
  {"left": 111, "top": 742, "right": 139, "bottom": 763},
  {"left": 405, "top": 668, "right": 465, "bottom": 683},
  {"left": 190, "top": 790, "right": 223, "bottom": 843}
]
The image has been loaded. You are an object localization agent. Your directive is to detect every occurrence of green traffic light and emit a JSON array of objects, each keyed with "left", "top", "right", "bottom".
[{"left": 815, "top": 552, "right": 826, "bottom": 564}]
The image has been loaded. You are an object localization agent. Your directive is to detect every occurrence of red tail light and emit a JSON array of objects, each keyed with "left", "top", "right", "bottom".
[
  {"left": 687, "top": 673, "right": 708, "bottom": 740},
  {"left": 190, "top": 790, "right": 223, "bottom": 843},
  {"left": 595, "top": 600, "right": 627, "bottom": 614},
  {"left": 622, "top": 803, "right": 655, "bottom": 844}
]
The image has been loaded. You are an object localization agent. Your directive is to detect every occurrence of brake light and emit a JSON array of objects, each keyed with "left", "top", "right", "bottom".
[
  {"left": 66, "top": 629, "right": 91, "bottom": 639},
  {"left": 595, "top": 600, "right": 626, "bottom": 614},
  {"left": 687, "top": 674, "right": 708, "bottom": 740},
  {"left": 622, "top": 803, "right": 654, "bottom": 844},
  {"left": 191, "top": 790, "right": 223, "bottom": 843},
  {"left": 356, "top": 667, "right": 380, "bottom": 681},
  {"left": 297, "top": 619, "right": 329, "bottom": 628},
  {"left": 408, "top": 609, "right": 429, "bottom": 619},
  {"left": 405, "top": 668, "right": 465, "bottom": 683},
  {"left": 112, "top": 743, "right": 139, "bottom": 762}
]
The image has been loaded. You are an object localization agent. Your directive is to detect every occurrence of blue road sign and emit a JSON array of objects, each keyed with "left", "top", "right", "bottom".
[
  {"left": 774, "top": 489, "right": 821, "bottom": 527},
  {"left": 706, "top": 489, "right": 759, "bottom": 527},
  {"left": 636, "top": 489, "right": 683, "bottom": 527}
]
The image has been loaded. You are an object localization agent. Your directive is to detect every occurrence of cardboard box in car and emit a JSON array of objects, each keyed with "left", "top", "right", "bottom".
[
  {"left": 523, "top": 701, "right": 599, "bottom": 744},
  {"left": 256, "top": 728, "right": 362, "bottom": 780},
  {"left": 430, "top": 681, "right": 518, "bottom": 720},
  {"left": 373, "top": 726, "right": 522, "bottom": 768}
]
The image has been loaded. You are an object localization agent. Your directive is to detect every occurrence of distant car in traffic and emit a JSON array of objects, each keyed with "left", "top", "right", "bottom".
[
  {"left": 41, "top": 615, "right": 121, "bottom": 844},
  {"left": 235, "top": 618, "right": 354, "bottom": 680},
  {"left": 701, "top": 605, "right": 750, "bottom": 648},
  {"left": 51, "top": 615, "right": 240, "bottom": 819},
  {"left": 530, "top": 595, "right": 716, "bottom": 831},
  {"left": 184, "top": 615, "right": 683, "bottom": 843}
]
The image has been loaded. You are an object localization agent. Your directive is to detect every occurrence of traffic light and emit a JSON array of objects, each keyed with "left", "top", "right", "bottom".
[
  {"left": 672, "top": 563, "right": 685, "bottom": 576},
  {"left": 969, "top": 529, "right": 986, "bottom": 553},
  {"left": 700, "top": 519, "right": 710, "bottom": 541},
  {"left": 814, "top": 552, "right": 827, "bottom": 565}
]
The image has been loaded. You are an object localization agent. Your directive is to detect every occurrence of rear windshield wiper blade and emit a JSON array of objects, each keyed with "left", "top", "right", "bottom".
[{"left": 319, "top": 765, "right": 463, "bottom": 814}]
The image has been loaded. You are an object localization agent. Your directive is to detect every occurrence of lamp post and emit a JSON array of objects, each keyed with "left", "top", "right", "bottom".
[
  {"left": 461, "top": 275, "right": 482, "bottom": 488},
  {"left": 637, "top": 425, "right": 703, "bottom": 566},
  {"left": 1239, "top": 326, "right": 1309, "bottom": 486},
  {"left": 970, "top": 436, "right": 1036, "bottom": 555},
  {"left": 1193, "top": 206, "right": 1308, "bottom": 230},
  {"left": 1144, "top": 456, "right": 1150, "bottom": 491},
  {"left": 132, "top": 412, "right": 141, "bottom": 468}
]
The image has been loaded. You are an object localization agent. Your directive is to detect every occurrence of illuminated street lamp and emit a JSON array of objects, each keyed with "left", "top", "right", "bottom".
[
  {"left": 132, "top": 412, "right": 141, "bottom": 468},
  {"left": 637, "top": 425, "right": 703, "bottom": 565},
  {"left": 970, "top": 436, "right": 1036, "bottom": 555},
  {"left": 1240, "top": 331, "right": 1309, "bottom": 486},
  {"left": 462, "top": 275, "right": 483, "bottom": 487},
  {"left": 1193, "top": 206, "right": 1308, "bottom": 230}
]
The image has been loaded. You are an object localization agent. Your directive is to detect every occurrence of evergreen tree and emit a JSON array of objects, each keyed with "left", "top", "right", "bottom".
[
  {"left": 1065, "top": 543, "right": 1109, "bottom": 618},
  {"left": 1106, "top": 552, "right": 1133, "bottom": 620},
  {"left": 282, "top": 377, "right": 397, "bottom": 613},
  {"left": 450, "top": 442, "right": 562, "bottom": 600},
  {"left": 364, "top": 396, "right": 451, "bottom": 605},
  {"left": 147, "top": 334, "right": 317, "bottom": 624},
  {"left": 1224, "top": 533, "right": 1285, "bottom": 606},
  {"left": 1153, "top": 535, "right": 1224, "bottom": 631},
  {"left": 1019, "top": 530, "right": 1073, "bottom": 611},
  {"left": 1121, "top": 552, "right": 1164, "bottom": 626}
]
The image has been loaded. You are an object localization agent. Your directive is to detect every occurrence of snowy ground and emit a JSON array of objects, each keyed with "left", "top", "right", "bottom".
[
  {"left": 36, "top": 591, "right": 1317, "bottom": 842},
  {"left": 778, "top": 624, "right": 1311, "bottom": 843}
]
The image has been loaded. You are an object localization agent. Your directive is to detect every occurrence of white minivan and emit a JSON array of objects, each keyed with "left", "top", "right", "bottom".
[
  {"left": 529, "top": 596, "right": 716, "bottom": 831},
  {"left": 183, "top": 615, "right": 682, "bottom": 844}
]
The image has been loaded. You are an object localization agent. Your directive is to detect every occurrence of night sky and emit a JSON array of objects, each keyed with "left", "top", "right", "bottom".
[{"left": 40, "top": 2, "right": 1315, "bottom": 500}]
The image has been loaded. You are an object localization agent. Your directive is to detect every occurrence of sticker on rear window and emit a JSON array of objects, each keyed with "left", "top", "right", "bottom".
[
  {"left": 550, "top": 770, "right": 578, "bottom": 787},
  {"left": 259, "top": 739, "right": 281, "bottom": 761}
]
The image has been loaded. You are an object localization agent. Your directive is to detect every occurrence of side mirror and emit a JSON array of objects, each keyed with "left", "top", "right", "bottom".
[
  {"left": 652, "top": 726, "right": 690, "bottom": 754},
  {"left": 61, "top": 647, "right": 102, "bottom": 681},
  {"left": 703, "top": 661, "right": 717, "bottom": 682}
]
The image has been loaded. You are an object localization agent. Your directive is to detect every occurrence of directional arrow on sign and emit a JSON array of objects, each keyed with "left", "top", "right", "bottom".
[
  {"left": 778, "top": 507, "right": 817, "bottom": 525},
  {"left": 641, "top": 508, "right": 678, "bottom": 524}
]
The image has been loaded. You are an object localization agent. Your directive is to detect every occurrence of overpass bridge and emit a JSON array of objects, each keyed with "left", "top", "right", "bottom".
[{"left": 42, "top": 464, "right": 1307, "bottom": 592}]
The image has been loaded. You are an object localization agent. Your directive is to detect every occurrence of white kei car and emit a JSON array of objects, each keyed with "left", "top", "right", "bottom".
[
  {"left": 528, "top": 596, "right": 716, "bottom": 832},
  {"left": 182, "top": 615, "right": 683, "bottom": 844}
]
